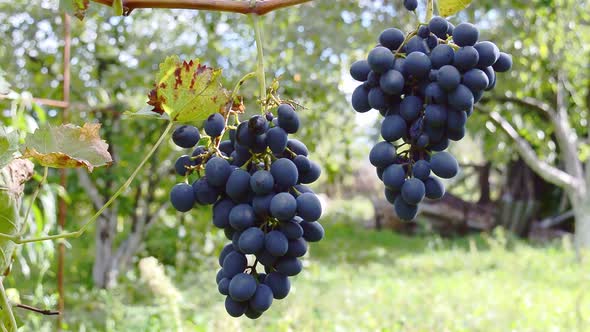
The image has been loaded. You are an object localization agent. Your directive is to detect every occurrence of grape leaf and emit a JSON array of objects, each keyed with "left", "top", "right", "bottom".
[
  {"left": 0, "top": 126, "right": 20, "bottom": 170},
  {"left": 438, "top": 0, "right": 473, "bottom": 17},
  {"left": 146, "top": 56, "right": 230, "bottom": 123},
  {"left": 22, "top": 123, "right": 112, "bottom": 172},
  {"left": 0, "top": 159, "right": 34, "bottom": 279}
]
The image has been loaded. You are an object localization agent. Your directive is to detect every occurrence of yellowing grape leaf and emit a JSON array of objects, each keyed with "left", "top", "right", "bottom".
[
  {"left": 146, "top": 56, "right": 230, "bottom": 123},
  {"left": 22, "top": 123, "right": 112, "bottom": 172},
  {"left": 0, "top": 126, "right": 19, "bottom": 169},
  {"left": 439, "top": 0, "right": 473, "bottom": 17}
]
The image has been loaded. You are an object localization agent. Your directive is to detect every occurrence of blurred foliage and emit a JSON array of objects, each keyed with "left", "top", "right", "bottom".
[
  {"left": 467, "top": 0, "right": 590, "bottom": 165},
  {"left": 1, "top": 0, "right": 589, "bottom": 329},
  {"left": 8, "top": 201, "right": 589, "bottom": 331}
]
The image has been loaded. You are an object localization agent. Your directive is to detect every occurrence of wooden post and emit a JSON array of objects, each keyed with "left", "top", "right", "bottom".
[{"left": 57, "top": 12, "right": 71, "bottom": 331}]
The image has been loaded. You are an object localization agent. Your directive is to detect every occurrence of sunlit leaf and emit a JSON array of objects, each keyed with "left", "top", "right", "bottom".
[
  {"left": 0, "top": 126, "right": 20, "bottom": 169},
  {"left": 439, "top": 0, "right": 473, "bottom": 17},
  {"left": 112, "top": 0, "right": 123, "bottom": 16},
  {"left": 60, "top": 0, "right": 90, "bottom": 20},
  {"left": 22, "top": 123, "right": 113, "bottom": 172},
  {"left": 146, "top": 56, "right": 230, "bottom": 123}
]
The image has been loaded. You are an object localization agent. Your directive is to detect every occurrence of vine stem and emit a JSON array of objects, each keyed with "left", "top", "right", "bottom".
[
  {"left": 0, "top": 279, "right": 17, "bottom": 332},
  {"left": 231, "top": 72, "right": 257, "bottom": 99},
  {"left": 426, "top": 0, "right": 434, "bottom": 21},
  {"left": 11, "top": 121, "right": 174, "bottom": 244},
  {"left": 250, "top": 14, "right": 267, "bottom": 114}
]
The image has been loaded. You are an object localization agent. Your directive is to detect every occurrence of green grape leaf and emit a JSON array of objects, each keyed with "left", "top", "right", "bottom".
[
  {"left": 0, "top": 126, "right": 20, "bottom": 170},
  {"left": 60, "top": 0, "right": 90, "bottom": 20},
  {"left": 146, "top": 56, "right": 230, "bottom": 123},
  {"left": 438, "top": 0, "right": 473, "bottom": 17},
  {"left": 0, "top": 159, "right": 34, "bottom": 279},
  {"left": 112, "top": 0, "right": 124, "bottom": 16},
  {"left": 22, "top": 123, "right": 112, "bottom": 172}
]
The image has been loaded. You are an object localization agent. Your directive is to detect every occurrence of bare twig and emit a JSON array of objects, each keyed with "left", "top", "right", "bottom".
[
  {"left": 0, "top": 95, "right": 69, "bottom": 108},
  {"left": 539, "top": 209, "right": 575, "bottom": 229},
  {"left": 481, "top": 95, "right": 555, "bottom": 117},
  {"left": 15, "top": 303, "right": 60, "bottom": 316}
]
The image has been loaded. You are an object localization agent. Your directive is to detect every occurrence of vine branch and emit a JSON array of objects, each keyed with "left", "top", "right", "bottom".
[
  {"left": 481, "top": 95, "right": 556, "bottom": 117},
  {"left": 478, "top": 105, "right": 581, "bottom": 193},
  {"left": 91, "top": 0, "right": 314, "bottom": 15}
]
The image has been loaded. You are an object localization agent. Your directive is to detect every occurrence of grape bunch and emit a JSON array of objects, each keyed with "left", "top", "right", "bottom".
[
  {"left": 169, "top": 104, "right": 324, "bottom": 319},
  {"left": 350, "top": 15, "right": 512, "bottom": 221}
]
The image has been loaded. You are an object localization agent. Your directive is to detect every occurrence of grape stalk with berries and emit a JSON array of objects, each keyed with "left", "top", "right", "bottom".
[{"left": 350, "top": 0, "right": 512, "bottom": 220}]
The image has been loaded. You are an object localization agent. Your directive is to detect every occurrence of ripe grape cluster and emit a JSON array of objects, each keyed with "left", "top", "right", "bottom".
[
  {"left": 169, "top": 104, "right": 324, "bottom": 319},
  {"left": 350, "top": 15, "right": 512, "bottom": 221}
]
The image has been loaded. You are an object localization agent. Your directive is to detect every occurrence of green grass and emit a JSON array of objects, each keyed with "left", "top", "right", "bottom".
[{"left": 10, "top": 201, "right": 590, "bottom": 332}]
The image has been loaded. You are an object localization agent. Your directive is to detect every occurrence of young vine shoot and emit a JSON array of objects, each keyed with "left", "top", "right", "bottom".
[{"left": 350, "top": 5, "right": 512, "bottom": 221}]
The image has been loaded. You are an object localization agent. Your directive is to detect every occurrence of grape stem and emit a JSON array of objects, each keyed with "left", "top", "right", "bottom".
[
  {"left": 231, "top": 72, "right": 257, "bottom": 100},
  {"left": 250, "top": 15, "right": 267, "bottom": 114},
  {"left": 426, "top": 0, "right": 434, "bottom": 21},
  {"left": 395, "top": 31, "right": 417, "bottom": 55},
  {"left": 2, "top": 122, "right": 175, "bottom": 244}
]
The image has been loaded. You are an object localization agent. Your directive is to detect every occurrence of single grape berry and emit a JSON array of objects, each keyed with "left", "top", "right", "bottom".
[
  {"left": 405, "top": 52, "right": 432, "bottom": 78},
  {"left": 493, "top": 52, "right": 513, "bottom": 72},
  {"left": 369, "top": 141, "right": 397, "bottom": 168},
  {"left": 367, "top": 46, "right": 395, "bottom": 73},
  {"left": 379, "top": 28, "right": 405, "bottom": 50},
  {"left": 379, "top": 70, "right": 405, "bottom": 95},
  {"left": 381, "top": 115, "right": 408, "bottom": 142},
  {"left": 429, "top": 17, "right": 449, "bottom": 38},
  {"left": 430, "top": 151, "right": 460, "bottom": 178},
  {"left": 430, "top": 44, "right": 455, "bottom": 69},
  {"left": 474, "top": 41, "right": 500, "bottom": 68},
  {"left": 453, "top": 46, "right": 480, "bottom": 72},
  {"left": 412, "top": 160, "right": 431, "bottom": 180},
  {"left": 204, "top": 113, "right": 225, "bottom": 137},
  {"left": 170, "top": 183, "right": 195, "bottom": 212},
  {"left": 452, "top": 22, "right": 479, "bottom": 47},
  {"left": 172, "top": 125, "right": 200, "bottom": 148},
  {"left": 401, "top": 178, "right": 426, "bottom": 205},
  {"left": 350, "top": 60, "right": 371, "bottom": 81},
  {"left": 394, "top": 195, "right": 418, "bottom": 221},
  {"left": 248, "top": 115, "right": 268, "bottom": 135},
  {"left": 277, "top": 104, "right": 300, "bottom": 133},
  {"left": 403, "top": 0, "right": 418, "bottom": 11},
  {"left": 437, "top": 65, "right": 461, "bottom": 91}
]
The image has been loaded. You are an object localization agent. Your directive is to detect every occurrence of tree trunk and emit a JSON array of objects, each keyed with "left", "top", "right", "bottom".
[
  {"left": 92, "top": 211, "right": 117, "bottom": 288},
  {"left": 478, "top": 162, "right": 492, "bottom": 204},
  {"left": 572, "top": 190, "right": 590, "bottom": 252}
]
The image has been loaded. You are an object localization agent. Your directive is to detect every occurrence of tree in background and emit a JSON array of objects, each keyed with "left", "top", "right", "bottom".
[{"left": 472, "top": 0, "right": 590, "bottom": 251}]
